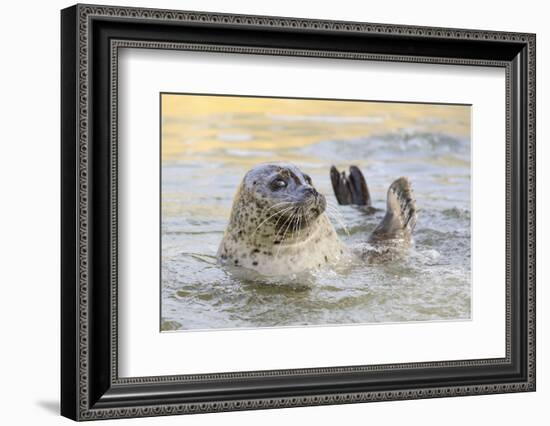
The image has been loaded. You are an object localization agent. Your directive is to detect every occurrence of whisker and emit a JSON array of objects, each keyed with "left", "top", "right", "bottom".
[
  {"left": 296, "top": 208, "right": 303, "bottom": 238},
  {"left": 326, "top": 210, "right": 350, "bottom": 236},
  {"left": 257, "top": 201, "right": 293, "bottom": 219},
  {"left": 325, "top": 204, "right": 347, "bottom": 221},
  {"left": 252, "top": 205, "right": 294, "bottom": 235},
  {"left": 275, "top": 211, "right": 297, "bottom": 258},
  {"left": 273, "top": 209, "right": 293, "bottom": 237},
  {"left": 325, "top": 211, "right": 346, "bottom": 226},
  {"left": 325, "top": 203, "right": 346, "bottom": 217},
  {"left": 326, "top": 200, "right": 341, "bottom": 209},
  {"left": 325, "top": 202, "right": 344, "bottom": 213},
  {"left": 293, "top": 207, "right": 302, "bottom": 238},
  {"left": 273, "top": 206, "right": 294, "bottom": 231}
]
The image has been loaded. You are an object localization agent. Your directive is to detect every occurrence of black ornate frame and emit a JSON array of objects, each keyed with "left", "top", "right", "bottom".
[{"left": 61, "top": 3, "right": 536, "bottom": 421}]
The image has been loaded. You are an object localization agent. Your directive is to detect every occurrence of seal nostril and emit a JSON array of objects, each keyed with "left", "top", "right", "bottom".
[{"left": 304, "top": 186, "right": 318, "bottom": 197}]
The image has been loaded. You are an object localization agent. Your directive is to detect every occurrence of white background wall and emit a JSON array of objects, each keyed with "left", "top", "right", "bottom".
[{"left": 0, "top": 0, "right": 547, "bottom": 424}]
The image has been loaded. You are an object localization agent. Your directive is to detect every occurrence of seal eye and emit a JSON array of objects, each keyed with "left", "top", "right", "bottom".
[
  {"left": 271, "top": 178, "right": 287, "bottom": 190},
  {"left": 303, "top": 174, "right": 312, "bottom": 185}
]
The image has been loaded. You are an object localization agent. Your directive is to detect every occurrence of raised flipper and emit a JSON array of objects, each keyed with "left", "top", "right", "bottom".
[
  {"left": 369, "top": 177, "right": 417, "bottom": 244},
  {"left": 330, "top": 165, "right": 373, "bottom": 211}
]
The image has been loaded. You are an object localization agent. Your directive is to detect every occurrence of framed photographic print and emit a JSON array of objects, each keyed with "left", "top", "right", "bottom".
[{"left": 61, "top": 4, "right": 536, "bottom": 421}]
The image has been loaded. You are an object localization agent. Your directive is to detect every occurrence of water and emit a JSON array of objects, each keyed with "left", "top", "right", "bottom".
[{"left": 161, "top": 97, "right": 471, "bottom": 331}]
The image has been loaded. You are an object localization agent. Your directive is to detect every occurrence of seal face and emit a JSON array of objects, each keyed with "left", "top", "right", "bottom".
[{"left": 217, "top": 163, "right": 346, "bottom": 276}]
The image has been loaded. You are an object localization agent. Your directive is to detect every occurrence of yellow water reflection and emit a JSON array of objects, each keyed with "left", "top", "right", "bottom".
[{"left": 161, "top": 94, "right": 470, "bottom": 163}]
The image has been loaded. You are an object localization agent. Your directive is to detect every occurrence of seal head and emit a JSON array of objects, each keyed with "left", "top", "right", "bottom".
[{"left": 217, "top": 163, "right": 345, "bottom": 276}]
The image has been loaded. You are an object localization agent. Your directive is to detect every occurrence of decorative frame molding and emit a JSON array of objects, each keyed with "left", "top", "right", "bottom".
[{"left": 61, "top": 3, "right": 535, "bottom": 421}]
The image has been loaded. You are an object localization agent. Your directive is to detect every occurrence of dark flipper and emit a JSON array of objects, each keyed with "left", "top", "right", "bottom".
[
  {"left": 369, "top": 177, "right": 417, "bottom": 244},
  {"left": 330, "top": 165, "right": 372, "bottom": 207}
]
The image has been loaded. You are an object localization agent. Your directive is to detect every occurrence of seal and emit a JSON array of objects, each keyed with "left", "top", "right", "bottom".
[{"left": 217, "top": 163, "right": 417, "bottom": 276}]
